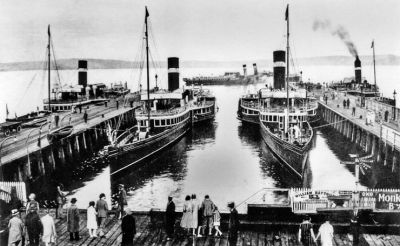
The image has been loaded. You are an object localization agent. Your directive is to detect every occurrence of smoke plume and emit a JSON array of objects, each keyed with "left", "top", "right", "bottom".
[{"left": 313, "top": 19, "right": 358, "bottom": 57}]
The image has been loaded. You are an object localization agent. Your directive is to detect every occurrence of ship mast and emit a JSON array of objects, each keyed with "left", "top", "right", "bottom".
[
  {"left": 47, "top": 25, "right": 51, "bottom": 111},
  {"left": 372, "top": 40, "right": 377, "bottom": 95},
  {"left": 145, "top": 7, "right": 150, "bottom": 130},
  {"left": 285, "top": 4, "right": 290, "bottom": 133}
]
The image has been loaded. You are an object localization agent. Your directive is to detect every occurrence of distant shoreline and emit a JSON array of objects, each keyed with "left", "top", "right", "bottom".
[{"left": 0, "top": 55, "right": 399, "bottom": 72}]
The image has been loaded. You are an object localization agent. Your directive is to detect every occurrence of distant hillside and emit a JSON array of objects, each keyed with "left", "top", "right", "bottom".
[{"left": 0, "top": 55, "right": 399, "bottom": 71}]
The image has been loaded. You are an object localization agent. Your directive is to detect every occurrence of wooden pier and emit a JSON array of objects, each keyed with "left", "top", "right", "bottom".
[
  {"left": 318, "top": 91, "right": 400, "bottom": 186},
  {"left": 0, "top": 98, "right": 137, "bottom": 183},
  {"left": 2, "top": 209, "right": 399, "bottom": 246}
]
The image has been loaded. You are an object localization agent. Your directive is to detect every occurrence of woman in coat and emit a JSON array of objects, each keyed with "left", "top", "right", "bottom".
[
  {"left": 67, "top": 198, "right": 80, "bottom": 241},
  {"left": 190, "top": 194, "right": 200, "bottom": 236},
  {"left": 87, "top": 201, "right": 98, "bottom": 238},
  {"left": 41, "top": 209, "right": 57, "bottom": 246},
  {"left": 180, "top": 195, "right": 192, "bottom": 234}
]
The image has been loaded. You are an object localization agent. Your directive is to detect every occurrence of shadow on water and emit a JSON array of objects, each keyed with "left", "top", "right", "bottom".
[
  {"left": 111, "top": 121, "right": 217, "bottom": 188},
  {"left": 237, "top": 122, "right": 302, "bottom": 188}
]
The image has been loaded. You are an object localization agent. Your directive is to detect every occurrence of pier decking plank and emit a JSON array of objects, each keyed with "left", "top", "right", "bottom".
[{"left": 12, "top": 212, "right": 397, "bottom": 246}]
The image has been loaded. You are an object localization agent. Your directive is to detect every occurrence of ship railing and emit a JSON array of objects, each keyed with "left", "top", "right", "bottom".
[
  {"left": 193, "top": 101, "right": 214, "bottom": 107},
  {"left": 241, "top": 101, "right": 260, "bottom": 108},
  {"left": 137, "top": 106, "right": 188, "bottom": 117},
  {"left": 259, "top": 102, "right": 318, "bottom": 114}
]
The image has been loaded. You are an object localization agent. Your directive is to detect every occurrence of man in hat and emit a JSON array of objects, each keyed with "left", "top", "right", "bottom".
[
  {"left": 165, "top": 196, "right": 175, "bottom": 240},
  {"left": 67, "top": 198, "right": 80, "bottom": 241},
  {"left": 121, "top": 208, "right": 136, "bottom": 246},
  {"left": 8, "top": 209, "right": 24, "bottom": 246},
  {"left": 227, "top": 202, "right": 239, "bottom": 245},
  {"left": 118, "top": 184, "right": 127, "bottom": 219},
  {"left": 25, "top": 207, "right": 43, "bottom": 246},
  {"left": 96, "top": 193, "right": 109, "bottom": 237}
]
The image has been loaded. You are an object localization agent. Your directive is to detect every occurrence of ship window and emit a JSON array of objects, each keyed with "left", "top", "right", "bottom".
[
  {"left": 161, "top": 119, "right": 165, "bottom": 125},
  {"left": 167, "top": 119, "right": 171, "bottom": 125},
  {"left": 273, "top": 116, "right": 277, "bottom": 121},
  {"left": 154, "top": 120, "right": 159, "bottom": 126}
]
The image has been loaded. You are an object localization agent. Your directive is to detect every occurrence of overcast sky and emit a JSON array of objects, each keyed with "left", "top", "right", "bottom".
[{"left": 0, "top": 0, "right": 399, "bottom": 63}]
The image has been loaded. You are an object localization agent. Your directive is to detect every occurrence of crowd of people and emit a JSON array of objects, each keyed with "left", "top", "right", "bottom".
[
  {"left": 7, "top": 189, "right": 361, "bottom": 246},
  {"left": 6, "top": 183, "right": 129, "bottom": 246},
  {"left": 8, "top": 193, "right": 57, "bottom": 246},
  {"left": 164, "top": 194, "right": 240, "bottom": 245}
]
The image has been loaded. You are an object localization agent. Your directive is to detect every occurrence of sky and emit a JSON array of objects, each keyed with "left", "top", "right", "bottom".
[{"left": 0, "top": 0, "right": 399, "bottom": 63}]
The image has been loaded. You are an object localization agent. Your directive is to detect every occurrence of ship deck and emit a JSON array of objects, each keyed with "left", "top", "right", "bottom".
[{"left": 2, "top": 209, "right": 399, "bottom": 246}]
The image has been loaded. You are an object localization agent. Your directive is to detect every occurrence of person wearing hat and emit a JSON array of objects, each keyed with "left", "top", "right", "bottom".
[
  {"left": 165, "top": 196, "right": 175, "bottom": 240},
  {"left": 67, "top": 198, "right": 80, "bottom": 241},
  {"left": 118, "top": 184, "right": 127, "bottom": 219},
  {"left": 121, "top": 208, "right": 136, "bottom": 246},
  {"left": 26, "top": 193, "right": 39, "bottom": 214},
  {"left": 227, "top": 202, "right": 239, "bottom": 245},
  {"left": 8, "top": 209, "right": 24, "bottom": 246},
  {"left": 96, "top": 193, "right": 109, "bottom": 237},
  {"left": 41, "top": 209, "right": 57, "bottom": 246},
  {"left": 25, "top": 207, "right": 43, "bottom": 246}
]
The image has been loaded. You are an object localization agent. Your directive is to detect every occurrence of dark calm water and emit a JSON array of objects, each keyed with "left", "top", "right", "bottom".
[{"left": 65, "top": 84, "right": 384, "bottom": 212}]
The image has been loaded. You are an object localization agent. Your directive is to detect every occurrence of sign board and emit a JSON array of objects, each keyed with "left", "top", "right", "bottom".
[
  {"left": 291, "top": 189, "right": 400, "bottom": 213},
  {"left": 360, "top": 191, "right": 400, "bottom": 211}
]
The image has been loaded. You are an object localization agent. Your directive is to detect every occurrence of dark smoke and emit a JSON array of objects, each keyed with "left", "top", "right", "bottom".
[{"left": 313, "top": 19, "right": 358, "bottom": 57}]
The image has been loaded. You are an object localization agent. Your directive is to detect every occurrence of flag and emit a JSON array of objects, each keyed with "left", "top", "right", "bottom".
[
  {"left": 6, "top": 104, "right": 9, "bottom": 118},
  {"left": 285, "top": 4, "right": 289, "bottom": 21},
  {"left": 145, "top": 7, "right": 149, "bottom": 18},
  {"left": 371, "top": 40, "right": 374, "bottom": 48}
]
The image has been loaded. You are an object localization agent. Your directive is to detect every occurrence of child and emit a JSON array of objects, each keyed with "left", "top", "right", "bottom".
[
  {"left": 87, "top": 201, "right": 98, "bottom": 238},
  {"left": 213, "top": 206, "right": 222, "bottom": 237}
]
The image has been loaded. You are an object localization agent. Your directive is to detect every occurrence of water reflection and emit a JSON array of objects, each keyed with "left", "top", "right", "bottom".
[{"left": 66, "top": 85, "right": 395, "bottom": 211}]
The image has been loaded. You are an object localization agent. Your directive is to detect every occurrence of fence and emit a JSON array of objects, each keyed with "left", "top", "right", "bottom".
[
  {"left": 381, "top": 124, "right": 400, "bottom": 151},
  {"left": 0, "top": 181, "right": 27, "bottom": 204},
  {"left": 290, "top": 188, "right": 400, "bottom": 213}
]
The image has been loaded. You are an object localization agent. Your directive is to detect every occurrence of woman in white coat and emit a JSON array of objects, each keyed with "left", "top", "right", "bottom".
[
  {"left": 180, "top": 195, "right": 193, "bottom": 234},
  {"left": 87, "top": 201, "right": 98, "bottom": 237},
  {"left": 41, "top": 209, "right": 57, "bottom": 246}
]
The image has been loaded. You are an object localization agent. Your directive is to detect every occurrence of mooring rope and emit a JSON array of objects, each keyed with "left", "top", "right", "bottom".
[{"left": 313, "top": 119, "right": 349, "bottom": 130}]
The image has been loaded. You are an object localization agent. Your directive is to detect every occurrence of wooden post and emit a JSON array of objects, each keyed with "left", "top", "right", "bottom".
[
  {"left": 392, "top": 150, "right": 397, "bottom": 173},
  {"left": 59, "top": 143, "right": 66, "bottom": 165},
  {"left": 68, "top": 139, "right": 74, "bottom": 158},
  {"left": 75, "top": 135, "right": 80, "bottom": 153},
  {"left": 39, "top": 153, "right": 45, "bottom": 175},
  {"left": 18, "top": 165, "right": 23, "bottom": 181},
  {"left": 82, "top": 132, "right": 87, "bottom": 150},
  {"left": 384, "top": 146, "right": 388, "bottom": 166}
]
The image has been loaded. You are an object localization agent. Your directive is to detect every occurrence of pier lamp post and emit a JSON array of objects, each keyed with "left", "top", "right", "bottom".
[
  {"left": 0, "top": 135, "right": 17, "bottom": 180},
  {"left": 393, "top": 90, "right": 397, "bottom": 121}
]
